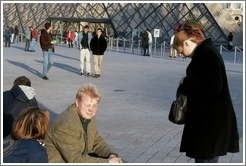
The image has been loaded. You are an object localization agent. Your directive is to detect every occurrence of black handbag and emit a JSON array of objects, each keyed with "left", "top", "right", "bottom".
[{"left": 168, "top": 85, "right": 187, "bottom": 125}]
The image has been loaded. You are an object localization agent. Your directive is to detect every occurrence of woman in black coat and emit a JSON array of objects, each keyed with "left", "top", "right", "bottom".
[
  {"left": 172, "top": 20, "right": 239, "bottom": 163},
  {"left": 141, "top": 31, "right": 149, "bottom": 56}
]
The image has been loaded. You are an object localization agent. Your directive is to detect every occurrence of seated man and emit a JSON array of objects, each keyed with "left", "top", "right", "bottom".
[
  {"left": 3, "top": 76, "right": 38, "bottom": 138},
  {"left": 44, "top": 84, "right": 123, "bottom": 163}
]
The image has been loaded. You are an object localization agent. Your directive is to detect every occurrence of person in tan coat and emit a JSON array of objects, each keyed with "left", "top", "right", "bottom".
[{"left": 44, "top": 84, "right": 122, "bottom": 163}]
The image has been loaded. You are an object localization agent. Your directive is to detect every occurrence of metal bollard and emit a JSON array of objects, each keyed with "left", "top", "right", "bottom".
[
  {"left": 116, "top": 38, "right": 119, "bottom": 52},
  {"left": 123, "top": 38, "right": 126, "bottom": 53},
  {"left": 233, "top": 46, "right": 237, "bottom": 64}
]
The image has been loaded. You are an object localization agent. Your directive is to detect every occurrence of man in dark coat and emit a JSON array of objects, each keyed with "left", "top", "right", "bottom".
[
  {"left": 90, "top": 28, "right": 107, "bottom": 78},
  {"left": 3, "top": 76, "right": 38, "bottom": 138}
]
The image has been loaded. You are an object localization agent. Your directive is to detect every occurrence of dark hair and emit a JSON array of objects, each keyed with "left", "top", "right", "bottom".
[
  {"left": 13, "top": 76, "right": 31, "bottom": 87},
  {"left": 97, "top": 28, "right": 103, "bottom": 32},
  {"left": 84, "top": 25, "right": 89, "bottom": 29},
  {"left": 44, "top": 22, "right": 51, "bottom": 30},
  {"left": 11, "top": 106, "right": 50, "bottom": 140}
]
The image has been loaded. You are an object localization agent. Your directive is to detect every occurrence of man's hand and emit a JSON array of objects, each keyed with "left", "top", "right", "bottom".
[{"left": 108, "top": 154, "right": 123, "bottom": 163}]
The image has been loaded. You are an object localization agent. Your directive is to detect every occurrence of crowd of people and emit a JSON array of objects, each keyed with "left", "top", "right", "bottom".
[{"left": 3, "top": 19, "right": 240, "bottom": 163}]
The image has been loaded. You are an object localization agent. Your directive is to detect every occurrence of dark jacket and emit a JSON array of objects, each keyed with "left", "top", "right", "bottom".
[
  {"left": 44, "top": 104, "right": 116, "bottom": 163},
  {"left": 180, "top": 38, "right": 239, "bottom": 159},
  {"left": 3, "top": 84, "right": 38, "bottom": 138},
  {"left": 14, "top": 26, "right": 19, "bottom": 35},
  {"left": 40, "top": 30, "right": 54, "bottom": 52},
  {"left": 90, "top": 35, "right": 107, "bottom": 55},
  {"left": 4, "top": 28, "right": 11, "bottom": 37},
  {"left": 228, "top": 33, "right": 233, "bottom": 41},
  {"left": 141, "top": 32, "right": 149, "bottom": 48},
  {"left": 3, "top": 136, "right": 48, "bottom": 163}
]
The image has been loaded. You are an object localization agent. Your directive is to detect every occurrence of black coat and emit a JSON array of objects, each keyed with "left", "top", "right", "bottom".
[
  {"left": 3, "top": 85, "right": 38, "bottom": 138},
  {"left": 180, "top": 38, "right": 239, "bottom": 159},
  {"left": 90, "top": 35, "right": 107, "bottom": 55},
  {"left": 141, "top": 32, "right": 149, "bottom": 48}
]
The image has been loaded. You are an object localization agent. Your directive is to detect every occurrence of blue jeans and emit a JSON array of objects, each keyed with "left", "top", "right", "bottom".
[
  {"left": 42, "top": 49, "right": 53, "bottom": 76},
  {"left": 30, "top": 38, "right": 36, "bottom": 51},
  {"left": 14, "top": 35, "right": 19, "bottom": 43},
  {"left": 195, "top": 156, "right": 219, "bottom": 163},
  {"left": 147, "top": 42, "right": 152, "bottom": 55}
]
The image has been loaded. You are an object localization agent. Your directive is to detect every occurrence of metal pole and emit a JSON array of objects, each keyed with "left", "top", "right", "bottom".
[
  {"left": 108, "top": 38, "right": 111, "bottom": 51},
  {"left": 163, "top": 41, "right": 166, "bottom": 57},
  {"left": 111, "top": 37, "right": 113, "bottom": 51},
  {"left": 138, "top": 39, "right": 141, "bottom": 52},
  {"left": 154, "top": 37, "right": 157, "bottom": 55},
  {"left": 233, "top": 46, "right": 237, "bottom": 63},
  {"left": 116, "top": 37, "right": 119, "bottom": 52},
  {"left": 160, "top": 42, "right": 163, "bottom": 58},
  {"left": 129, "top": 38, "right": 131, "bottom": 49},
  {"left": 123, "top": 38, "right": 126, "bottom": 53},
  {"left": 220, "top": 45, "right": 222, "bottom": 55}
]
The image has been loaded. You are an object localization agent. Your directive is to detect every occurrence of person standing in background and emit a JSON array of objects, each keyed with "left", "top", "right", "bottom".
[
  {"left": 141, "top": 31, "right": 149, "bottom": 56},
  {"left": 14, "top": 25, "right": 19, "bottom": 43},
  {"left": 77, "top": 25, "right": 93, "bottom": 77},
  {"left": 30, "top": 26, "right": 38, "bottom": 52},
  {"left": 66, "top": 30, "right": 74, "bottom": 48},
  {"left": 227, "top": 32, "right": 233, "bottom": 51},
  {"left": 90, "top": 28, "right": 107, "bottom": 78},
  {"left": 146, "top": 28, "right": 152, "bottom": 56},
  {"left": 24, "top": 26, "right": 31, "bottom": 51},
  {"left": 4, "top": 25, "right": 11, "bottom": 47}
]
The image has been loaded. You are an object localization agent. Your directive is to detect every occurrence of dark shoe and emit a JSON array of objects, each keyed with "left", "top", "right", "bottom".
[
  {"left": 80, "top": 72, "right": 84, "bottom": 76},
  {"left": 94, "top": 74, "right": 99, "bottom": 78},
  {"left": 98, "top": 74, "right": 101, "bottom": 77},
  {"left": 42, "top": 76, "right": 49, "bottom": 80},
  {"left": 86, "top": 73, "right": 91, "bottom": 77}
]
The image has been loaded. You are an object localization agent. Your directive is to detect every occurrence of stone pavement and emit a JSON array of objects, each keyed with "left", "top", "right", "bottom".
[{"left": 2, "top": 43, "right": 244, "bottom": 164}]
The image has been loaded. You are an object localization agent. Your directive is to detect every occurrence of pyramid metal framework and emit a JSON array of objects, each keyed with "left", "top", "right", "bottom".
[{"left": 2, "top": 3, "right": 243, "bottom": 45}]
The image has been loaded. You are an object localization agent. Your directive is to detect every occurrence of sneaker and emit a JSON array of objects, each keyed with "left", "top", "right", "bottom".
[
  {"left": 86, "top": 73, "right": 90, "bottom": 77},
  {"left": 98, "top": 74, "right": 101, "bottom": 77},
  {"left": 94, "top": 74, "right": 98, "bottom": 78},
  {"left": 80, "top": 72, "right": 84, "bottom": 76},
  {"left": 42, "top": 76, "right": 48, "bottom": 80}
]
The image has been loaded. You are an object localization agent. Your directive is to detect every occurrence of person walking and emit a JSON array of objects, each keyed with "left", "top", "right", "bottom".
[
  {"left": 172, "top": 19, "right": 239, "bottom": 163},
  {"left": 77, "top": 25, "right": 93, "bottom": 77},
  {"left": 40, "top": 22, "right": 56, "bottom": 80},
  {"left": 90, "top": 28, "right": 107, "bottom": 78}
]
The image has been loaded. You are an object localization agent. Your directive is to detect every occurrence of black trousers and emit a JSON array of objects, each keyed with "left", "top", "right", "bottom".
[
  {"left": 5, "top": 36, "right": 11, "bottom": 47},
  {"left": 68, "top": 39, "right": 73, "bottom": 48}
]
